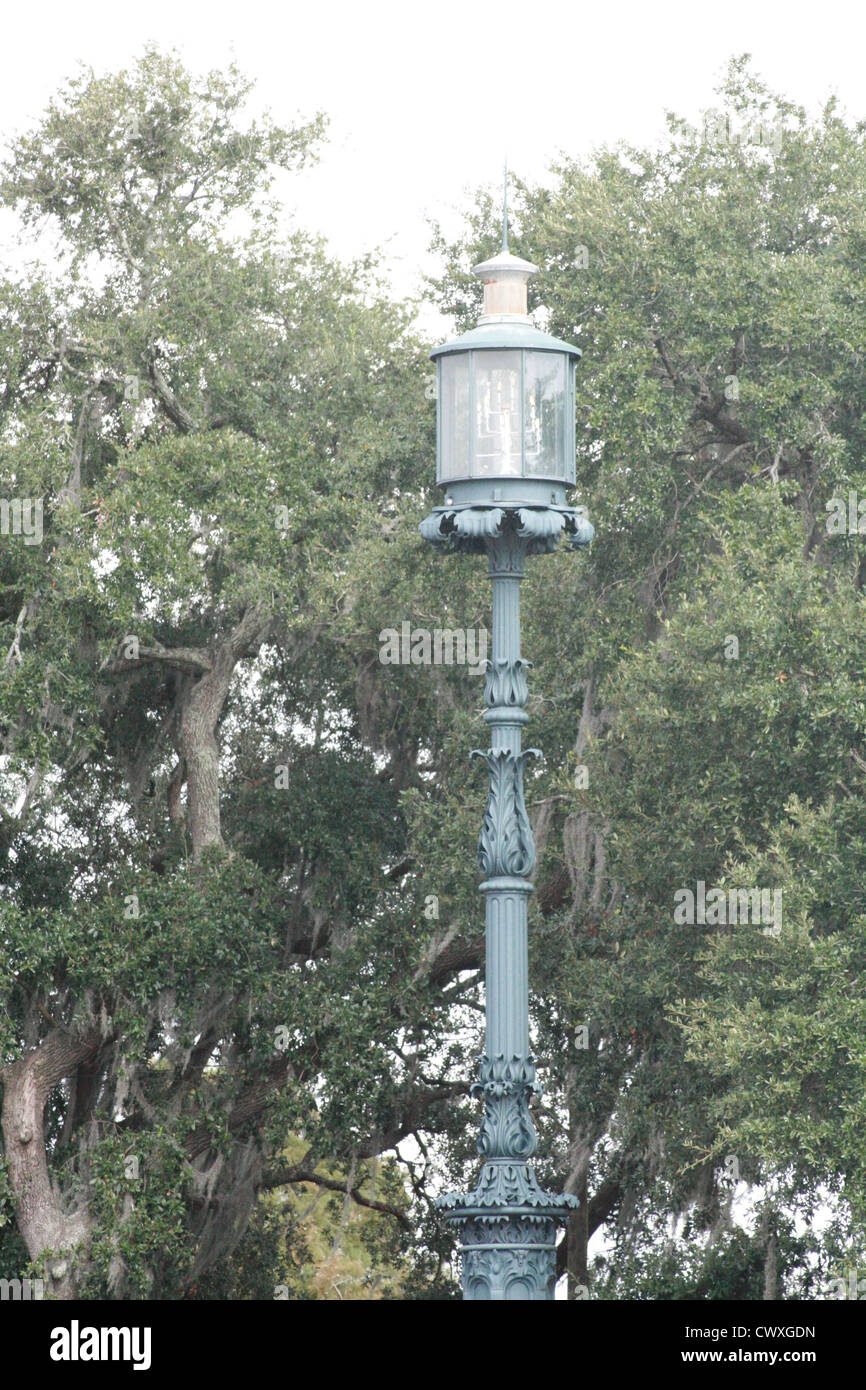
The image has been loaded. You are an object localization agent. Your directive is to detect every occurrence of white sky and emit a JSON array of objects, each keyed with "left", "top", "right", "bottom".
[{"left": 2, "top": 0, "right": 866, "bottom": 325}]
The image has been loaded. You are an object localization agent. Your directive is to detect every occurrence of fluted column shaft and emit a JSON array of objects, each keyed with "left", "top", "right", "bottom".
[{"left": 484, "top": 543, "right": 529, "bottom": 1065}]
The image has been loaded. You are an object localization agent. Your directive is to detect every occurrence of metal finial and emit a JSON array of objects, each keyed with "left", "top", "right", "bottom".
[{"left": 501, "top": 158, "right": 509, "bottom": 253}]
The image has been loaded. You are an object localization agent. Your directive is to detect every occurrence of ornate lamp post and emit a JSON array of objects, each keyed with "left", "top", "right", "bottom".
[{"left": 420, "top": 209, "right": 594, "bottom": 1300}]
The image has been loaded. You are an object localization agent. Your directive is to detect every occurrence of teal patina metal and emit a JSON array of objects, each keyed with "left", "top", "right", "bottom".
[{"left": 420, "top": 200, "right": 593, "bottom": 1300}]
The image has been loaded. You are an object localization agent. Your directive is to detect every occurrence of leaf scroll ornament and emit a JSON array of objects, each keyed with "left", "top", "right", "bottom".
[{"left": 472, "top": 747, "right": 539, "bottom": 878}]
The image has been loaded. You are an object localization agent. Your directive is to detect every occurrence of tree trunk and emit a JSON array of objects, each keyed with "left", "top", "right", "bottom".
[
  {"left": 1, "top": 1030, "right": 100, "bottom": 1297},
  {"left": 176, "top": 610, "right": 269, "bottom": 859},
  {"left": 567, "top": 1174, "right": 589, "bottom": 1297},
  {"left": 178, "top": 650, "right": 233, "bottom": 859},
  {"left": 763, "top": 1219, "right": 778, "bottom": 1301}
]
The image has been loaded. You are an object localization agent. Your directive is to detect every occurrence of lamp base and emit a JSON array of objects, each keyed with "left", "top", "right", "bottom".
[{"left": 437, "top": 1162, "right": 579, "bottom": 1301}]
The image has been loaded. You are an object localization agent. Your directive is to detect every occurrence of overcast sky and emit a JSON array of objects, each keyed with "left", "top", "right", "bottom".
[{"left": 2, "top": 0, "right": 865, "bottom": 317}]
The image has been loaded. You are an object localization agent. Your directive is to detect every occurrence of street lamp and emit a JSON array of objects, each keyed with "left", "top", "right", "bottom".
[{"left": 420, "top": 209, "right": 594, "bottom": 1301}]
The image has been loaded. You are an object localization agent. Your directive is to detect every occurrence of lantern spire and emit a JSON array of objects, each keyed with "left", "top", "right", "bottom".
[{"left": 501, "top": 157, "right": 509, "bottom": 253}]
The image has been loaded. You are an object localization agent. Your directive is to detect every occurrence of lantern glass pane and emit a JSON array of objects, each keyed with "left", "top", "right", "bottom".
[
  {"left": 568, "top": 361, "right": 576, "bottom": 483},
  {"left": 472, "top": 350, "right": 522, "bottom": 476},
  {"left": 524, "top": 352, "right": 566, "bottom": 478},
  {"left": 438, "top": 353, "right": 469, "bottom": 481}
]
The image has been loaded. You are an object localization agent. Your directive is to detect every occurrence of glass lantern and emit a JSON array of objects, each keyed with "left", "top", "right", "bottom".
[
  {"left": 437, "top": 347, "right": 575, "bottom": 485},
  {"left": 431, "top": 250, "right": 580, "bottom": 507}
]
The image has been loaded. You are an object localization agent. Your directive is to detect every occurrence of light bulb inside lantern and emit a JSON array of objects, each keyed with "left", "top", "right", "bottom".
[{"left": 473, "top": 351, "right": 522, "bottom": 476}]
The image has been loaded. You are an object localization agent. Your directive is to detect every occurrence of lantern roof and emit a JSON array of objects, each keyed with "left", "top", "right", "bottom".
[
  {"left": 430, "top": 320, "right": 581, "bottom": 360},
  {"left": 472, "top": 248, "right": 540, "bottom": 282}
]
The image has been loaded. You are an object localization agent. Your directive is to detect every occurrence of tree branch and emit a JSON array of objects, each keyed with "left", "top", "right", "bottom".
[{"left": 261, "top": 1166, "right": 411, "bottom": 1229}]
